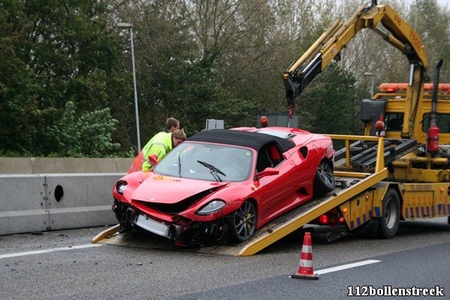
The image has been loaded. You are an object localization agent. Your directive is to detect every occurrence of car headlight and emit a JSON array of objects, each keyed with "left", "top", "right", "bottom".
[
  {"left": 196, "top": 200, "right": 226, "bottom": 215},
  {"left": 117, "top": 181, "right": 128, "bottom": 195}
]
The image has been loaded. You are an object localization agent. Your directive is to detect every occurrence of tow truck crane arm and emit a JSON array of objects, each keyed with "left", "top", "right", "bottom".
[{"left": 283, "top": 0, "right": 428, "bottom": 137}]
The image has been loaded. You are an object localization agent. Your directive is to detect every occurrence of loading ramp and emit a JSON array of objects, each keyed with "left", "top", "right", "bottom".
[
  {"left": 235, "top": 135, "right": 390, "bottom": 256},
  {"left": 236, "top": 167, "right": 388, "bottom": 256}
]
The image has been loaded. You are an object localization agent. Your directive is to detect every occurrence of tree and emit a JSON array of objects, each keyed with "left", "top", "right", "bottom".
[
  {"left": 113, "top": 0, "right": 271, "bottom": 136},
  {"left": 3, "top": 0, "right": 450, "bottom": 158},
  {"left": 50, "top": 101, "right": 120, "bottom": 157},
  {"left": 412, "top": 0, "right": 450, "bottom": 81},
  {"left": 298, "top": 63, "right": 363, "bottom": 134},
  {"left": 0, "top": 0, "right": 129, "bottom": 156}
]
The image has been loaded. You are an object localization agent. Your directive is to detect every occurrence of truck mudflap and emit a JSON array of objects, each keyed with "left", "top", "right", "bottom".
[{"left": 317, "top": 227, "right": 348, "bottom": 244}]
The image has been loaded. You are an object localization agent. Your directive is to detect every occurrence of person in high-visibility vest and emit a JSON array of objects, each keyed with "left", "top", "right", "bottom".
[
  {"left": 141, "top": 129, "right": 187, "bottom": 171},
  {"left": 127, "top": 129, "right": 187, "bottom": 173},
  {"left": 165, "top": 117, "right": 180, "bottom": 133}
]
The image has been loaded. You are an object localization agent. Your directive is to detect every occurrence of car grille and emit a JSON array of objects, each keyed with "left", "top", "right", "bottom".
[{"left": 136, "top": 189, "right": 215, "bottom": 214}]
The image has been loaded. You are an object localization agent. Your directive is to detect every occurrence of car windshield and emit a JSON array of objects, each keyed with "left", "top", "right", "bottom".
[{"left": 154, "top": 142, "right": 254, "bottom": 182}]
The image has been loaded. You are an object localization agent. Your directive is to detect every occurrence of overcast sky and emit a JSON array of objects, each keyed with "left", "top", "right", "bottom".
[
  {"left": 437, "top": 0, "right": 450, "bottom": 7},
  {"left": 388, "top": 0, "right": 450, "bottom": 8},
  {"left": 407, "top": 0, "right": 450, "bottom": 9},
  {"left": 374, "top": 1, "right": 450, "bottom": 9}
]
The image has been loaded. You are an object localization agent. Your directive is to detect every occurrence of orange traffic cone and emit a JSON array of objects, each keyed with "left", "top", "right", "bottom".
[{"left": 290, "top": 232, "right": 319, "bottom": 280}]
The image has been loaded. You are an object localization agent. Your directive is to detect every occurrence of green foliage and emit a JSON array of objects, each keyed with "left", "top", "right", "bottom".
[
  {"left": 0, "top": 0, "right": 128, "bottom": 157},
  {"left": 412, "top": 0, "right": 450, "bottom": 81},
  {"left": 298, "top": 64, "right": 363, "bottom": 135},
  {"left": 2, "top": 0, "right": 450, "bottom": 158},
  {"left": 50, "top": 101, "right": 120, "bottom": 157}
]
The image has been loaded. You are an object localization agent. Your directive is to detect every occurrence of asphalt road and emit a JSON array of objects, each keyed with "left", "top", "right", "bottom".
[{"left": 1, "top": 218, "right": 449, "bottom": 300}]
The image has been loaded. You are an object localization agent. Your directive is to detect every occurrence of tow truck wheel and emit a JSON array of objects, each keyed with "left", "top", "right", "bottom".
[{"left": 378, "top": 188, "right": 400, "bottom": 239}]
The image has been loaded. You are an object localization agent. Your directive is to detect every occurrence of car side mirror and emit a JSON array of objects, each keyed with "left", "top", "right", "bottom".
[{"left": 256, "top": 167, "right": 279, "bottom": 180}]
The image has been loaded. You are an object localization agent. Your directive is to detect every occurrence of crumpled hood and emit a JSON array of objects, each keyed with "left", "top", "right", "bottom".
[{"left": 131, "top": 175, "right": 228, "bottom": 204}]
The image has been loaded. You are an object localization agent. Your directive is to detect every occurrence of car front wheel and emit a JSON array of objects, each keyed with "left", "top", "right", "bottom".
[
  {"left": 228, "top": 200, "right": 257, "bottom": 243},
  {"left": 313, "top": 159, "right": 335, "bottom": 197}
]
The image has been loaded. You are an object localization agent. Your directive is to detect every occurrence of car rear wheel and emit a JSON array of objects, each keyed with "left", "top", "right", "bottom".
[
  {"left": 313, "top": 159, "right": 335, "bottom": 197},
  {"left": 228, "top": 200, "right": 257, "bottom": 243}
]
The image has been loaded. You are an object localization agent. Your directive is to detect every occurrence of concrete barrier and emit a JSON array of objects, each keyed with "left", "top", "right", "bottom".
[
  {"left": 0, "top": 157, "right": 135, "bottom": 235},
  {"left": 0, "top": 157, "right": 134, "bottom": 174},
  {"left": 0, "top": 175, "right": 49, "bottom": 235},
  {"left": 46, "top": 174, "right": 120, "bottom": 231},
  {"left": 0, "top": 173, "right": 124, "bottom": 235}
]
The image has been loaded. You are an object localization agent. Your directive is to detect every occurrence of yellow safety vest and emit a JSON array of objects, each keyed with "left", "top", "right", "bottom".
[{"left": 141, "top": 132, "right": 172, "bottom": 171}]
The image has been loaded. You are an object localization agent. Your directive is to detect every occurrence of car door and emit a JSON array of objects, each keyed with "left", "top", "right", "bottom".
[{"left": 254, "top": 143, "right": 302, "bottom": 223}]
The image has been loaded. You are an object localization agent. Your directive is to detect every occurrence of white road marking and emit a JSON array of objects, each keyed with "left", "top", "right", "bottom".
[
  {"left": 0, "top": 244, "right": 103, "bottom": 259},
  {"left": 316, "top": 259, "right": 381, "bottom": 275}
]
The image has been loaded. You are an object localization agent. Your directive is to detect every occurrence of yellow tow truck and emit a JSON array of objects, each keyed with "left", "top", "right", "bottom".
[
  {"left": 234, "top": 0, "right": 450, "bottom": 255},
  {"left": 93, "top": 1, "right": 450, "bottom": 255}
]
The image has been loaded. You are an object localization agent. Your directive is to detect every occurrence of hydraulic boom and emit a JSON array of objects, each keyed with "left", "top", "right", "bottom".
[{"left": 283, "top": 0, "right": 428, "bottom": 138}]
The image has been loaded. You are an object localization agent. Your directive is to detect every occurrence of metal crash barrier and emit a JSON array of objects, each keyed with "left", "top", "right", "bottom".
[{"left": 0, "top": 173, "right": 122, "bottom": 235}]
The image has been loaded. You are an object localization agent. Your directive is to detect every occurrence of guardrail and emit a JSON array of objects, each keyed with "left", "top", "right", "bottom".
[{"left": 0, "top": 157, "right": 134, "bottom": 235}]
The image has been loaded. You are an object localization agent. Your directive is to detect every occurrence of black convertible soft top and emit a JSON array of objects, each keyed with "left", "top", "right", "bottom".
[{"left": 188, "top": 129, "right": 295, "bottom": 152}]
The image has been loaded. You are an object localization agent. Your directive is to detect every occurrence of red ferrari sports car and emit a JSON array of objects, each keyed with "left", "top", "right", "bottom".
[{"left": 112, "top": 127, "right": 335, "bottom": 246}]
